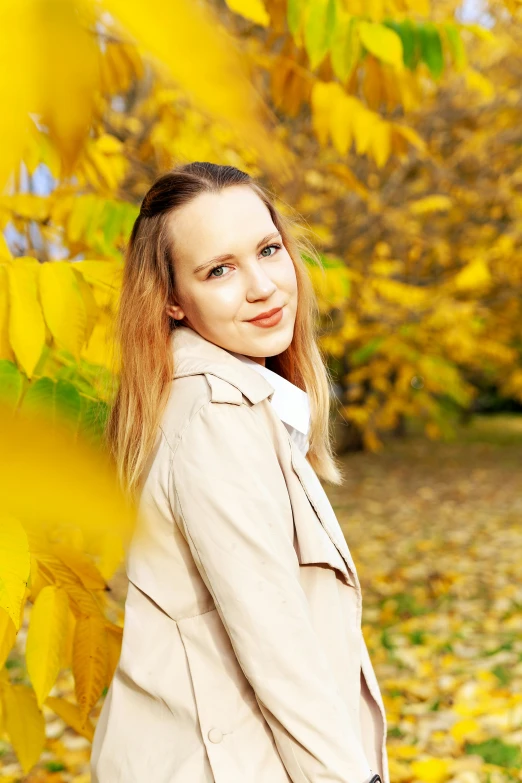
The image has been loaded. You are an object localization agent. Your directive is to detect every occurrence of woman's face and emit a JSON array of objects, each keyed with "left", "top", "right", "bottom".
[{"left": 165, "top": 185, "right": 298, "bottom": 365}]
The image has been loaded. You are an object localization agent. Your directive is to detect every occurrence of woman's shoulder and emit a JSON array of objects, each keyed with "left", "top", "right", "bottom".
[{"left": 159, "top": 371, "right": 263, "bottom": 456}]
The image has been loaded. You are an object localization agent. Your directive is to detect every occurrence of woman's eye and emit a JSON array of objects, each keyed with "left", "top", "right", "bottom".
[
  {"left": 260, "top": 243, "right": 281, "bottom": 258},
  {"left": 208, "top": 264, "right": 228, "bottom": 279},
  {"left": 207, "top": 244, "right": 281, "bottom": 278}
]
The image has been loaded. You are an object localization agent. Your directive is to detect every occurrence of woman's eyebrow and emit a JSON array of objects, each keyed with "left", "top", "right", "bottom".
[{"left": 193, "top": 231, "right": 282, "bottom": 274}]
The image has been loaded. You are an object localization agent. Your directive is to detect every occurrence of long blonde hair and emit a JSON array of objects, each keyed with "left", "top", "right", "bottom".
[{"left": 106, "top": 162, "right": 343, "bottom": 497}]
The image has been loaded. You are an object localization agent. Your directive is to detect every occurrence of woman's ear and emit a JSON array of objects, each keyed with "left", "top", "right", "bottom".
[{"left": 166, "top": 303, "right": 185, "bottom": 320}]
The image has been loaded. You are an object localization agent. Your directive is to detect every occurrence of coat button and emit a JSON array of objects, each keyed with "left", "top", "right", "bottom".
[{"left": 207, "top": 728, "right": 223, "bottom": 744}]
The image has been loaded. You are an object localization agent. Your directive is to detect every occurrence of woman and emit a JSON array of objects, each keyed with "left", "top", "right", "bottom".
[{"left": 90, "top": 162, "right": 389, "bottom": 783}]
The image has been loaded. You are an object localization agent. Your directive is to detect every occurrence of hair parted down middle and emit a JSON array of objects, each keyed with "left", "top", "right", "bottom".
[{"left": 105, "top": 162, "right": 343, "bottom": 497}]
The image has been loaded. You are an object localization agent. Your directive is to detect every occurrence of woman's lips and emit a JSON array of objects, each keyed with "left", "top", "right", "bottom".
[{"left": 247, "top": 307, "right": 284, "bottom": 328}]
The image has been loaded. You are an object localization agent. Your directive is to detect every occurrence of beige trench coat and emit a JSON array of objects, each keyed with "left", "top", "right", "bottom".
[{"left": 90, "top": 325, "right": 389, "bottom": 783}]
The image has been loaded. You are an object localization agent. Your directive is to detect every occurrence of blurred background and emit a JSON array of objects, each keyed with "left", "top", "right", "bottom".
[{"left": 0, "top": 0, "right": 521, "bottom": 780}]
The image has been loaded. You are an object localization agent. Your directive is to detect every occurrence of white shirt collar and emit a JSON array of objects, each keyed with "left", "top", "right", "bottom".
[{"left": 228, "top": 351, "right": 311, "bottom": 455}]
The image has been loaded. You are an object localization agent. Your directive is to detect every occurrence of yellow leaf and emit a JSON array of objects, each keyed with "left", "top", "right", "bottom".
[
  {"left": 103, "top": 0, "right": 272, "bottom": 166},
  {"left": 0, "top": 682, "right": 45, "bottom": 774},
  {"left": 45, "top": 695, "right": 94, "bottom": 742},
  {"left": 391, "top": 122, "right": 426, "bottom": 153},
  {"left": 311, "top": 81, "right": 339, "bottom": 146},
  {"left": 0, "top": 193, "right": 50, "bottom": 222},
  {"left": 6, "top": 262, "right": 46, "bottom": 378},
  {"left": 73, "top": 269, "right": 98, "bottom": 347},
  {"left": 81, "top": 318, "right": 115, "bottom": 368},
  {"left": 224, "top": 0, "right": 269, "bottom": 26},
  {"left": 0, "top": 3, "right": 35, "bottom": 190},
  {"left": 371, "top": 119, "right": 391, "bottom": 168},
  {"left": 39, "top": 261, "right": 88, "bottom": 361},
  {"left": 50, "top": 543, "right": 107, "bottom": 591},
  {"left": 409, "top": 195, "right": 453, "bottom": 215},
  {"left": 66, "top": 194, "right": 95, "bottom": 244},
  {"left": 358, "top": 20, "right": 403, "bottom": 69},
  {"left": 330, "top": 94, "right": 356, "bottom": 156},
  {"left": 0, "top": 608, "right": 16, "bottom": 669},
  {"left": 0, "top": 516, "right": 30, "bottom": 630},
  {"left": 0, "top": 406, "right": 135, "bottom": 549},
  {"left": 65, "top": 582, "right": 104, "bottom": 619},
  {"left": 410, "top": 758, "right": 451, "bottom": 783},
  {"left": 0, "top": 265, "right": 15, "bottom": 361},
  {"left": 35, "top": 551, "right": 83, "bottom": 590},
  {"left": 352, "top": 102, "right": 380, "bottom": 155},
  {"left": 362, "top": 54, "right": 383, "bottom": 111},
  {"left": 0, "top": 233, "right": 13, "bottom": 261},
  {"left": 27, "top": 554, "right": 51, "bottom": 602},
  {"left": 106, "top": 623, "right": 123, "bottom": 684},
  {"left": 454, "top": 258, "right": 492, "bottom": 291},
  {"left": 464, "top": 66, "right": 495, "bottom": 101},
  {"left": 73, "top": 260, "right": 123, "bottom": 290},
  {"left": 73, "top": 615, "right": 109, "bottom": 725},
  {"left": 61, "top": 607, "right": 76, "bottom": 669},
  {"left": 30, "top": 0, "right": 101, "bottom": 175},
  {"left": 26, "top": 585, "right": 69, "bottom": 708},
  {"left": 95, "top": 133, "right": 124, "bottom": 155},
  {"left": 450, "top": 717, "right": 484, "bottom": 743}
]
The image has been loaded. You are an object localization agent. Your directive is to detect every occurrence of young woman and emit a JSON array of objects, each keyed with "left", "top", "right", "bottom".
[{"left": 90, "top": 162, "right": 389, "bottom": 783}]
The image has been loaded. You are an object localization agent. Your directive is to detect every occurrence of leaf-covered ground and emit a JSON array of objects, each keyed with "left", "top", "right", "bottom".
[
  {"left": 2, "top": 415, "right": 521, "bottom": 782},
  {"left": 330, "top": 415, "right": 522, "bottom": 783}
]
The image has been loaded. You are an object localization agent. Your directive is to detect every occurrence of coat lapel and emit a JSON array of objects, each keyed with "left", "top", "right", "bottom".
[
  {"left": 288, "top": 438, "right": 360, "bottom": 590},
  {"left": 170, "top": 325, "right": 360, "bottom": 590}
]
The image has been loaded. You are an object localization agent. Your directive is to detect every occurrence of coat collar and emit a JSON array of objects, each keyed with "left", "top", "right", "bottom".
[{"left": 170, "top": 325, "right": 276, "bottom": 405}]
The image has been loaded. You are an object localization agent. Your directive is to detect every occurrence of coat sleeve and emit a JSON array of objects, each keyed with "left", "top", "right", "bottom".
[{"left": 170, "top": 401, "right": 373, "bottom": 783}]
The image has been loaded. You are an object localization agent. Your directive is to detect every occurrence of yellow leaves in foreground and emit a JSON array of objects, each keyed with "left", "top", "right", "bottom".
[
  {"left": 0, "top": 0, "right": 100, "bottom": 187},
  {"left": 0, "top": 406, "right": 133, "bottom": 768},
  {"left": 103, "top": 0, "right": 285, "bottom": 174},
  {"left": 0, "top": 517, "right": 30, "bottom": 629},
  {"left": 73, "top": 615, "right": 110, "bottom": 726},
  {"left": 39, "top": 263, "right": 92, "bottom": 363},
  {"left": 0, "top": 0, "right": 286, "bottom": 190},
  {"left": 0, "top": 405, "right": 135, "bottom": 545},
  {"left": 5, "top": 261, "right": 46, "bottom": 378},
  {"left": 0, "top": 256, "right": 122, "bottom": 376},
  {"left": 26, "top": 585, "right": 69, "bottom": 707},
  {"left": 0, "top": 680, "right": 46, "bottom": 774}
]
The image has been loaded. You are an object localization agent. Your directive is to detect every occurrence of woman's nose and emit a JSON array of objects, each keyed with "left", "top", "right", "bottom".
[{"left": 245, "top": 261, "right": 278, "bottom": 299}]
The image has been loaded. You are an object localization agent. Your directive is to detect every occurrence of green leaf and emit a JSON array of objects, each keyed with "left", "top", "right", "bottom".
[
  {"left": 384, "top": 19, "right": 419, "bottom": 70},
  {"left": 465, "top": 738, "right": 522, "bottom": 769},
  {"left": 102, "top": 201, "right": 126, "bottom": 252},
  {"left": 444, "top": 22, "right": 467, "bottom": 70},
  {"left": 331, "top": 13, "right": 360, "bottom": 83},
  {"left": 121, "top": 203, "right": 140, "bottom": 239},
  {"left": 80, "top": 397, "right": 109, "bottom": 442},
  {"left": 418, "top": 23, "right": 444, "bottom": 80},
  {"left": 287, "top": 0, "right": 303, "bottom": 38},
  {"left": 350, "top": 336, "right": 384, "bottom": 365},
  {"left": 0, "top": 360, "right": 25, "bottom": 408},
  {"left": 304, "top": 0, "right": 337, "bottom": 71},
  {"left": 21, "top": 377, "right": 82, "bottom": 432}
]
